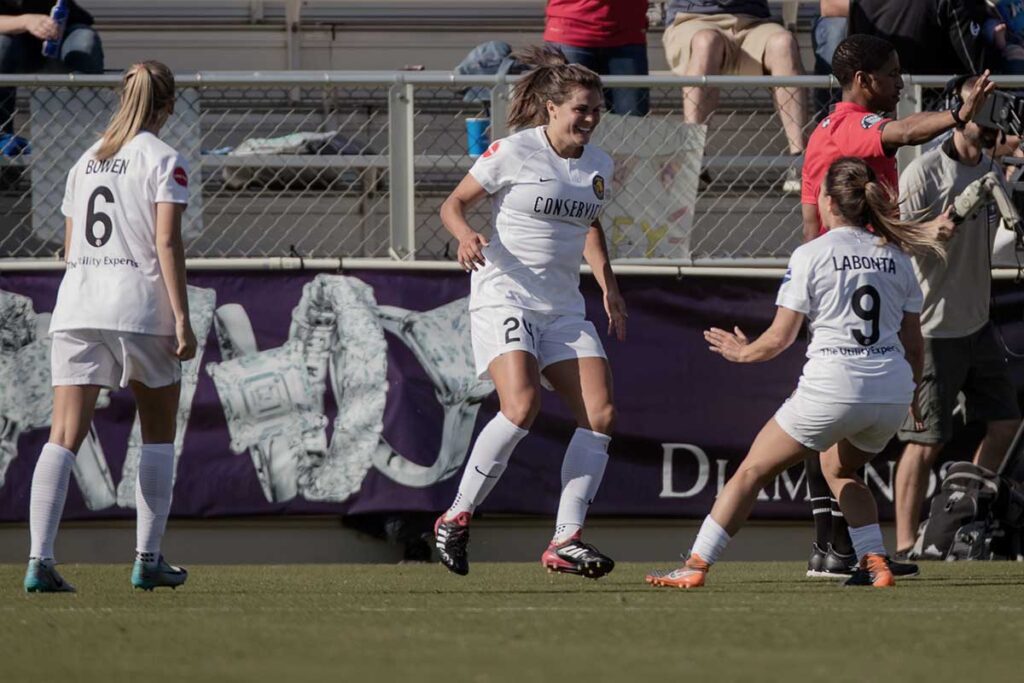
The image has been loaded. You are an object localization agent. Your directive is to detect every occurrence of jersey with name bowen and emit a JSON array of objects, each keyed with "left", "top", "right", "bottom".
[
  {"left": 467, "top": 126, "right": 614, "bottom": 316},
  {"left": 776, "top": 227, "right": 924, "bottom": 404},
  {"left": 50, "top": 131, "right": 190, "bottom": 336}
]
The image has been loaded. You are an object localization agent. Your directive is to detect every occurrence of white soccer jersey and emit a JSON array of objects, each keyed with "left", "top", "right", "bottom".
[
  {"left": 50, "top": 132, "right": 190, "bottom": 336},
  {"left": 467, "top": 126, "right": 614, "bottom": 315},
  {"left": 776, "top": 227, "right": 924, "bottom": 404}
]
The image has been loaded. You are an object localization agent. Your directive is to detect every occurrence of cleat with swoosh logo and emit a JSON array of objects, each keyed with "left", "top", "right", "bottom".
[{"left": 24, "top": 558, "right": 76, "bottom": 593}]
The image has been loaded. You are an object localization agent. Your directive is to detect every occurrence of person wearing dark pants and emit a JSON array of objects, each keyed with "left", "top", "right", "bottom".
[
  {"left": 894, "top": 78, "right": 1022, "bottom": 558},
  {"left": 544, "top": 0, "right": 650, "bottom": 116},
  {"left": 0, "top": 1, "right": 104, "bottom": 135}
]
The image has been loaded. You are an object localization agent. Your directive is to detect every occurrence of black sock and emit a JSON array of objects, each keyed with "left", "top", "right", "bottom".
[
  {"left": 805, "top": 456, "right": 832, "bottom": 548},
  {"left": 830, "top": 498, "right": 854, "bottom": 555}
]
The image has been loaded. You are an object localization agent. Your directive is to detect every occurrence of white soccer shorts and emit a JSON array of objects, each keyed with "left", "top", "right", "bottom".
[
  {"left": 471, "top": 306, "right": 606, "bottom": 384},
  {"left": 51, "top": 329, "right": 181, "bottom": 389},
  {"left": 774, "top": 388, "right": 909, "bottom": 454}
]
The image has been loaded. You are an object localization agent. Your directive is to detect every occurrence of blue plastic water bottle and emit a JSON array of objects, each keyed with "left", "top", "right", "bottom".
[{"left": 41, "top": 0, "right": 69, "bottom": 59}]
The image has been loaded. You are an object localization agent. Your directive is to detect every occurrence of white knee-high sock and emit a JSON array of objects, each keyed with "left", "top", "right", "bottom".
[
  {"left": 447, "top": 412, "right": 528, "bottom": 518},
  {"left": 29, "top": 443, "right": 76, "bottom": 560},
  {"left": 848, "top": 523, "right": 886, "bottom": 561},
  {"left": 135, "top": 443, "right": 175, "bottom": 563},
  {"left": 553, "top": 429, "right": 611, "bottom": 543},
  {"left": 691, "top": 515, "right": 731, "bottom": 565}
]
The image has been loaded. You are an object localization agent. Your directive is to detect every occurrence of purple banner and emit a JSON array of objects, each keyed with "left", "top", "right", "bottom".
[{"left": 2, "top": 269, "right": 1023, "bottom": 522}]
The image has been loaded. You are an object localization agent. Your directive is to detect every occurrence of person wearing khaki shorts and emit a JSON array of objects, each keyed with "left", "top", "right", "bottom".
[{"left": 662, "top": 1, "right": 807, "bottom": 188}]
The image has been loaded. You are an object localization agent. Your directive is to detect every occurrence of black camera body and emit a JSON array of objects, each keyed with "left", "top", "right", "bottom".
[{"left": 975, "top": 90, "right": 1024, "bottom": 136}]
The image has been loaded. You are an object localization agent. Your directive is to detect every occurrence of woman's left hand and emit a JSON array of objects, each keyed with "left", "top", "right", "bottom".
[
  {"left": 604, "top": 290, "right": 627, "bottom": 341},
  {"left": 704, "top": 326, "right": 749, "bottom": 362}
]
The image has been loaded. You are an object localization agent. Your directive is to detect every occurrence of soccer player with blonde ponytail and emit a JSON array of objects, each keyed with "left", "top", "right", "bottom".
[{"left": 24, "top": 61, "right": 192, "bottom": 593}]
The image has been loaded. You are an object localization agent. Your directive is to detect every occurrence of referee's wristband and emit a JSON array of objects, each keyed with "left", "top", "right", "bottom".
[{"left": 950, "top": 107, "right": 967, "bottom": 129}]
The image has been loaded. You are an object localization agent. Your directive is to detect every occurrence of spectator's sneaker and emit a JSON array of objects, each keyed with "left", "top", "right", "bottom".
[
  {"left": 131, "top": 556, "right": 188, "bottom": 591},
  {"left": 434, "top": 511, "right": 471, "bottom": 576},
  {"left": 781, "top": 164, "right": 802, "bottom": 194},
  {"left": 541, "top": 532, "right": 615, "bottom": 579},
  {"left": 805, "top": 542, "right": 828, "bottom": 577},
  {"left": 843, "top": 553, "right": 895, "bottom": 588},
  {"left": 887, "top": 553, "right": 920, "bottom": 579},
  {"left": 645, "top": 552, "right": 710, "bottom": 589},
  {"left": 698, "top": 169, "right": 713, "bottom": 192},
  {"left": 24, "top": 558, "right": 76, "bottom": 593}
]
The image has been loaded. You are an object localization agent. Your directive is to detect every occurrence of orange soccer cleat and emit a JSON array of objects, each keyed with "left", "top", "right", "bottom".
[
  {"left": 843, "top": 552, "right": 895, "bottom": 588},
  {"left": 645, "top": 553, "right": 710, "bottom": 589}
]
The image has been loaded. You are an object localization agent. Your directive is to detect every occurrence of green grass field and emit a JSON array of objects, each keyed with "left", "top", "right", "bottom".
[{"left": 2, "top": 562, "right": 1023, "bottom": 682}]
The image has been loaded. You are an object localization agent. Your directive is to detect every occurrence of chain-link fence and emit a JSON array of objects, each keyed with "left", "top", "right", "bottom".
[{"left": 0, "top": 73, "right": 974, "bottom": 266}]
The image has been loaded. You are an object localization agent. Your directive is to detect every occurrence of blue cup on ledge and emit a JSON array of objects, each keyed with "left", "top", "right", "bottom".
[{"left": 466, "top": 117, "right": 490, "bottom": 157}]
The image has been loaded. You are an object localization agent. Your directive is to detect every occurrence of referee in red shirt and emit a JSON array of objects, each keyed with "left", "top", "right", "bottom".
[{"left": 797, "top": 34, "right": 992, "bottom": 579}]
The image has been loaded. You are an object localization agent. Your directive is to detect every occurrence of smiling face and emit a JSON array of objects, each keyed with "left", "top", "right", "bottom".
[{"left": 546, "top": 86, "right": 603, "bottom": 148}]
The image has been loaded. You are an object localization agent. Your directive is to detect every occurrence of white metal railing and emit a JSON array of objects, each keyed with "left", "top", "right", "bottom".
[{"left": 0, "top": 72, "right": 1017, "bottom": 273}]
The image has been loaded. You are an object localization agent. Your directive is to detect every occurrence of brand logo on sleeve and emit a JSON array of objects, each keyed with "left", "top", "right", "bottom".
[
  {"left": 173, "top": 166, "right": 188, "bottom": 187},
  {"left": 861, "top": 114, "right": 883, "bottom": 129},
  {"left": 592, "top": 174, "right": 605, "bottom": 199},
  {"left": 482, "top": 141, "right": 501, "bottom": 159}
]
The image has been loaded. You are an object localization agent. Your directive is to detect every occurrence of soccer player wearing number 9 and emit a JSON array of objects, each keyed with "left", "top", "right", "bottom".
[
  {"left": 23, "top": 61, "right": 193, "bottom": 593},
  {"left": 434, "top": 49, "right": 625, "bottom": 579},
  {"left": 647, "top": 158, "right": 944, "bottom": 589}
]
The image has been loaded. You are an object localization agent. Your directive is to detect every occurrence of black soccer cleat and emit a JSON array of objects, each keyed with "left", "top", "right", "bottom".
[
  {"left": 805, "top": 542, "right": 828, "bottom": 577},
  {"left": 541, "top": 532, "right": 615, "bottom": 579},
  {"left": 887, "top": 553, "right": 920, "bottom": 578},
  {"left": 806, "top": 544, "right": 856, "bottom": 578},
  {"left": 434, "top": 511, "right": 471, "bottom": 576}
]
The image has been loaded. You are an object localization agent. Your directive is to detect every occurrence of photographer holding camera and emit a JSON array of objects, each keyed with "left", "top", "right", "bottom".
[{"left": 893, "top": 75, "right": 1022, "bottom": 560}]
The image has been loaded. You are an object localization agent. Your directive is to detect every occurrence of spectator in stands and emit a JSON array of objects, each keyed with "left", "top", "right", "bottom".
[
  {"left": 894, "top": 76, "right": 1021, "bottom": 559},
  {"left": 662, "top": 0, "right": 807, "bottom": 192},
  {"left": 798, "top": 34, "right": 992, "bottom": 579},
  {"left": 812, "top": 1, "right": 846, "bottom": 118},
  {"left": 985, "top": 1, "right": 1024, "bottom": 74},
  {"left": 0, "top": 1, "right": 103, "bottom": 136},
  {"left": 544, "top": 0, "right": 650, "bottom": 116},
  {"left": 848, "top": 0, "right": 996, "bottom": 75}
]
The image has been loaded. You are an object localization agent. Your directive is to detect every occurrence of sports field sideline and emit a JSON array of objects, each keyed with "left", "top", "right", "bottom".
[{"left": 2, "top": 562, "right": 1022, "bottom": 682}]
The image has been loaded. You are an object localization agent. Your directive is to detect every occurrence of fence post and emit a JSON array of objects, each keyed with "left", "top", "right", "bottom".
[
  {"left": 389, "top": 81, "right": 416, "bottom": 260},
  {"left": 490, "top": 80, "right": 510, "bottom": 141},
  {"left": 896, "top": 81, "right": 922, "bottom": 176}
]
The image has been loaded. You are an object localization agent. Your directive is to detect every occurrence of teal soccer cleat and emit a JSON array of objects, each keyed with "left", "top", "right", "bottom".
[
  {"left": 24, "top": 559, "right": 76, "bottom": 593},
  {"left": 132, "top": 556, "right": 188, "bottom": 591}
]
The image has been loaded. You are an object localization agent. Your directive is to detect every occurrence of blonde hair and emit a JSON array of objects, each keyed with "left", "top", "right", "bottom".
[
  {"left": 506, "top": 46, "right": 603, "bottom": 130},
  {"left": 824, "top": 157, "right": 945, "bottom": 258},
  {"left": 95, "top": 61, "right": 176, "bottom": 161}
]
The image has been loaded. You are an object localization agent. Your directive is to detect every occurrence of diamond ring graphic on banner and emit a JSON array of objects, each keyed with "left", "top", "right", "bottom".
[
  {"left": 0, "top": 286, "right": 216, "bottom": 510},
  {"left": 207, "top": 274, "right": 494, "bottom": 503}
]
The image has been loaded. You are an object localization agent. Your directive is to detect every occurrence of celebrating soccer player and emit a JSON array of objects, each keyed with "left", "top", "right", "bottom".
[
  {"left": 647, "top": 157, "right": 942, "bottom": 589},
  {"left": 434, "top": 47, "right": 626, "bottom": 579}
]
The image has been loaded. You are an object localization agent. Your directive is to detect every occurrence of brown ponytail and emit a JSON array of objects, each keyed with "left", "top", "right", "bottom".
[
  {"left": 506, "top": 46, "right": 603, "bottom": 130},
  {"left": 824, "top": 157, "right": 945, "bottom": 259},
  {"left": 95, "top": 61, "right": 176, "bottom": 161}
]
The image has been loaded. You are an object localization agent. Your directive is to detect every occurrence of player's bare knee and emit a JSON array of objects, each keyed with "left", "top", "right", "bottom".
[
  {"left": 764, "top": 32, "right": 800, "bottom": 70},
  {"left": 47, "top": 424, "right": 87, "bottom": 454},
  {"left": 988, "top": 418, "right": 1019, "bottom": 443},
  {"left": 583, "top": 403, "right": 615, "bottom": 435},
  {"left": 500, "top": 392, "right": 540, "bottom": 429}
]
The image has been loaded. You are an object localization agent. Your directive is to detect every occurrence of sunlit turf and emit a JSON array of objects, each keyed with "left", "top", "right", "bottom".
[{"left": 1, "top": 562, "right": 1022, "bottom": 682}]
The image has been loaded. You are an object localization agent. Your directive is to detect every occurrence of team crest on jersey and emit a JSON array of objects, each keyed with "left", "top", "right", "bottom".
[
  {"left": 782, "top": 267, "right": 792, "bottom": 283},
  {"left": 820, "top": 117, "right": 831, "bottom": 128},
  {"left": 861, "top": 114, "right": 882, "bottom": 129},
  {"left": 592, "top": 175, "right": 605, "bottom": 199},
  {"left": 173, "top": 166, "right": 188, "bottom": 187},
  {"left": 482, "top": 141, "right": 501, "bottom": 159}
]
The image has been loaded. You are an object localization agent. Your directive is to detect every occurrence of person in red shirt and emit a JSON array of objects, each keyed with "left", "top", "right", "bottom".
[
  {"left": 801, "top": 33, "right": 992, "bottom": 242},
  {"left": 797, "top": 33, "right": 992, "bottom": 581},
  {"left": 544, "top": 0, "right": 650, "bottom": 115}
]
